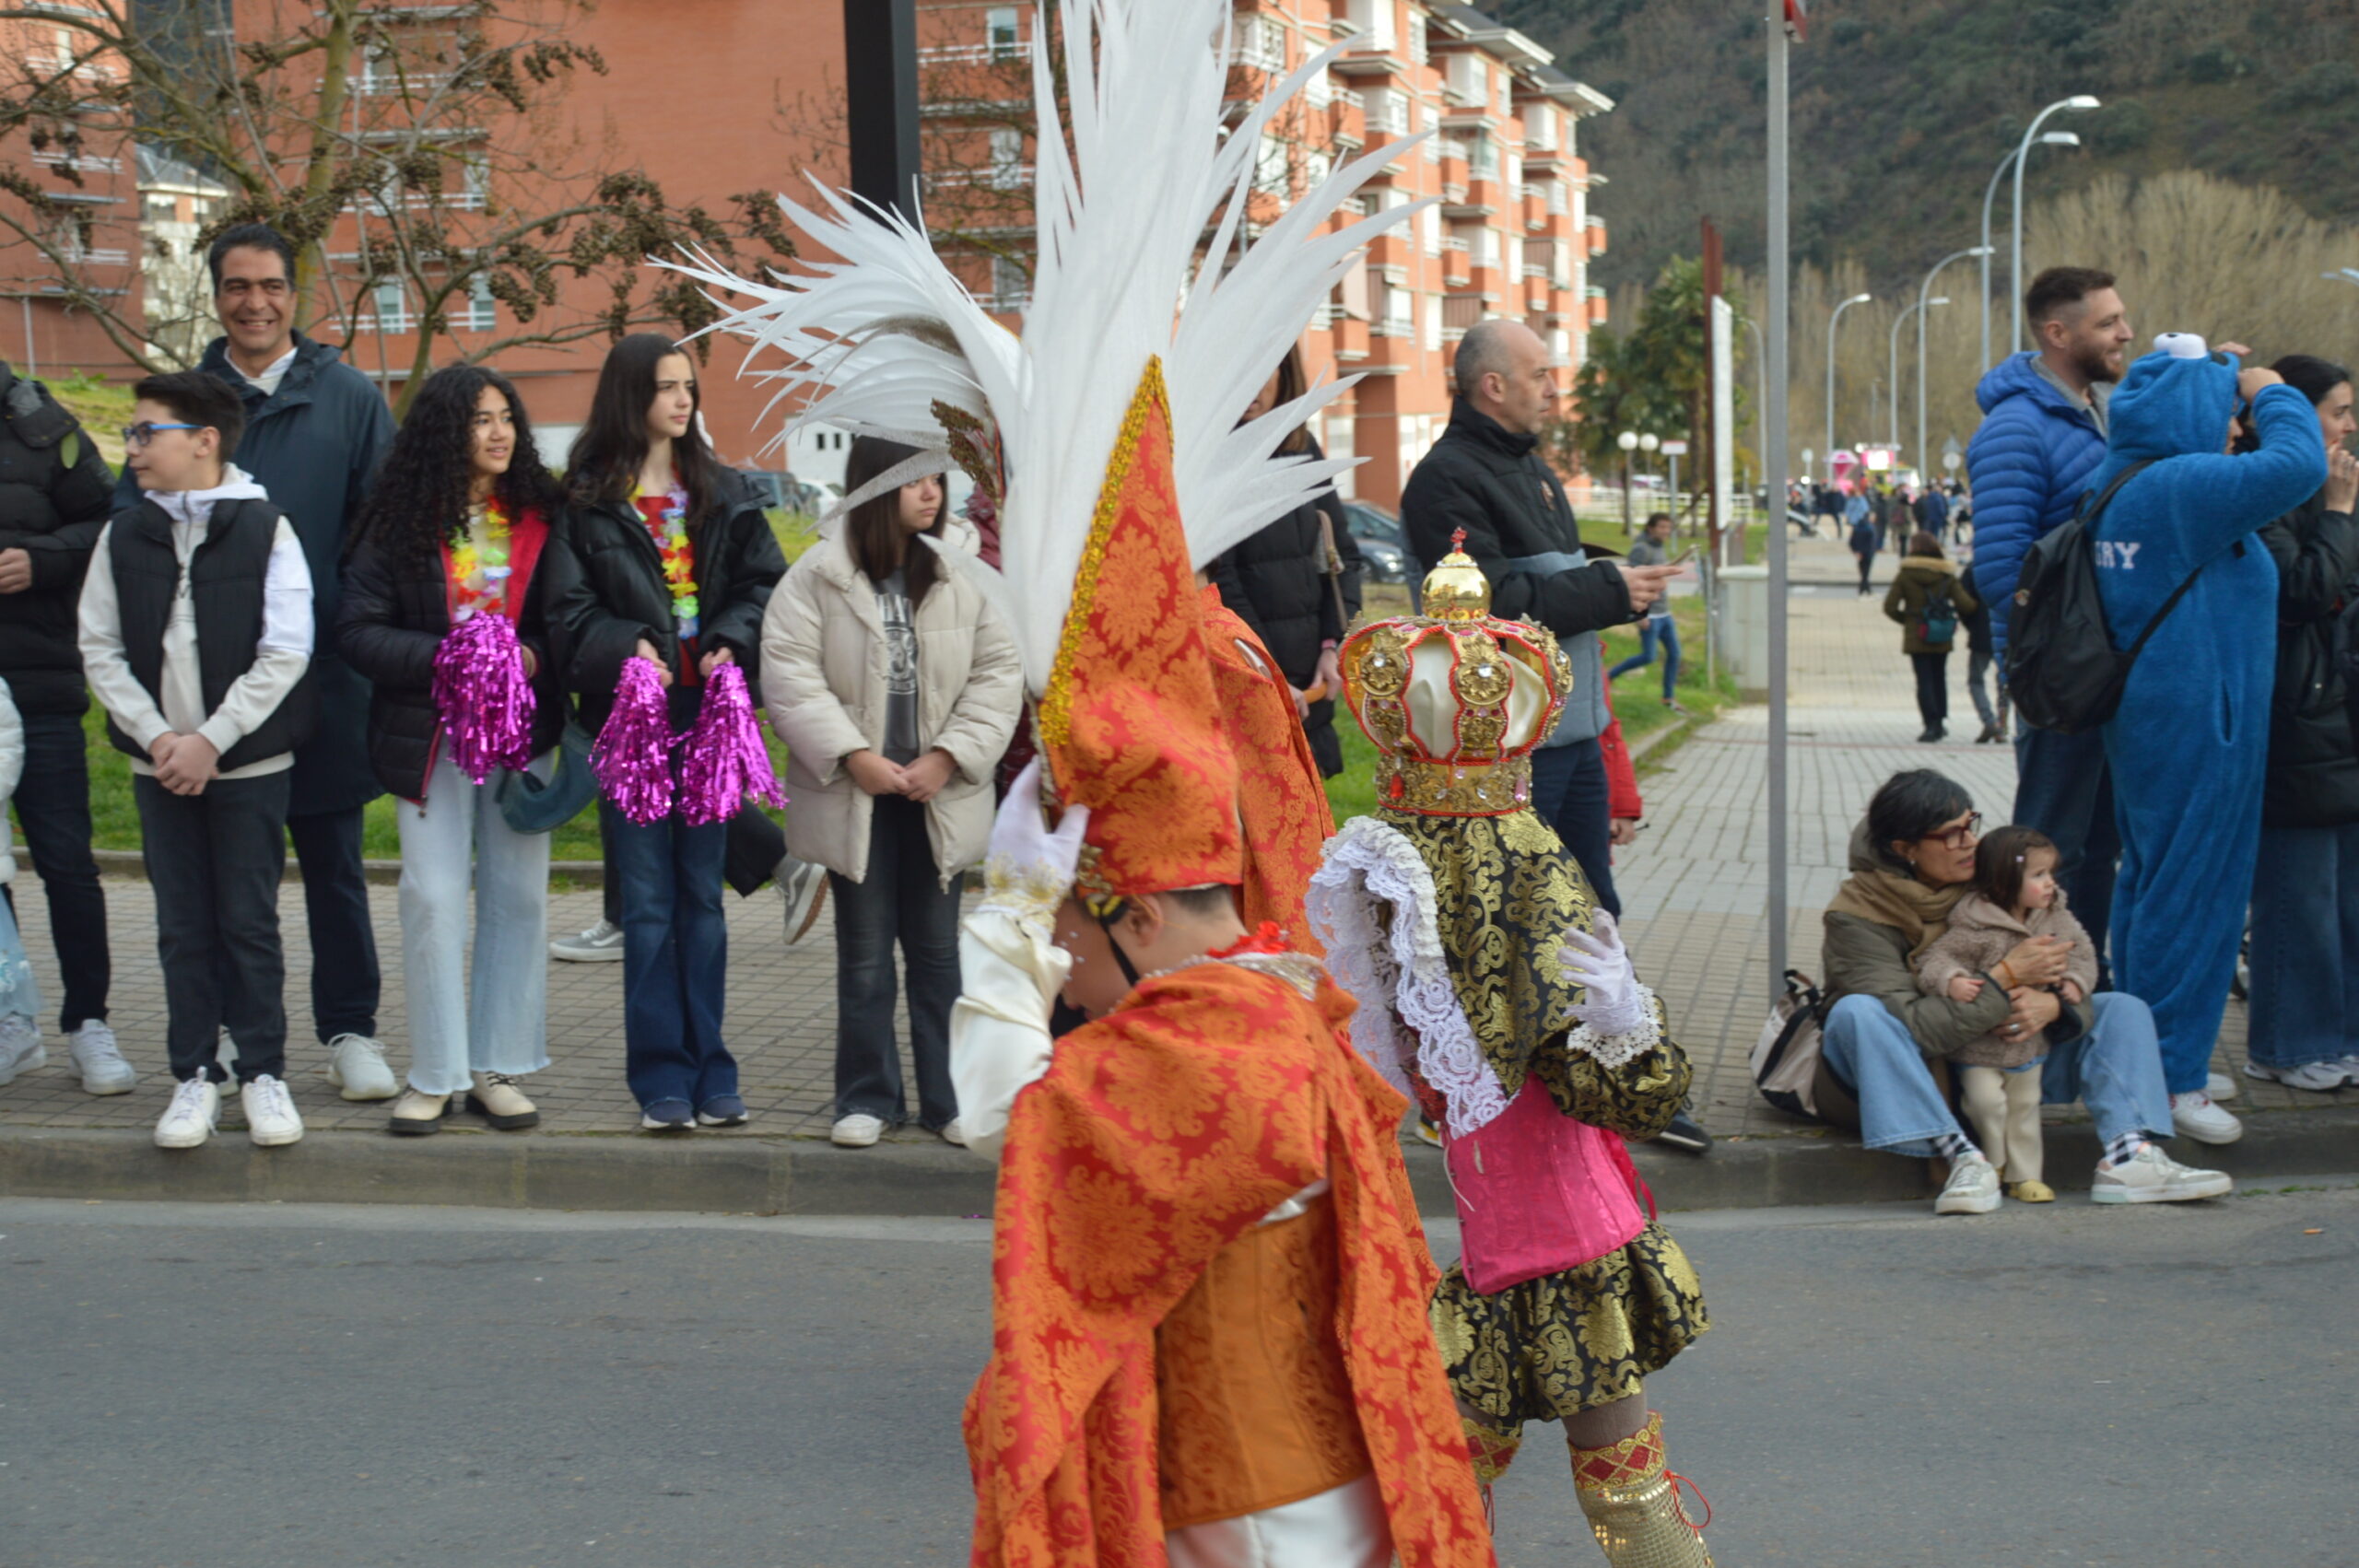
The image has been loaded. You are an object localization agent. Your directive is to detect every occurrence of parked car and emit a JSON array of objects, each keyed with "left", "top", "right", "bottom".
[
  {"left": 1344, "top": 501, "right": 1409, "bottom": 584},
  {"left": 742, "top": 470, "right": 828, "bottom": 517}
]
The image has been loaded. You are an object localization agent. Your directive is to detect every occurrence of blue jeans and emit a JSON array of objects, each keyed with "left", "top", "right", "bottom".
[
  {"left": 604, "top": 799, "right": 734, "bottom": 1110},
  {"left": 2012, "top": 719, "right": 2118, "bottom": 985},
  {"left": 1607, "top": 615, "right": 1681, "bottom": 703},
  {"left": 2247, "top": 822, "right": 2359, "bottom": 1070},
  {"left": 1529, "top": 736, "right": 1618, "bottom": 918},
  {"left": 1818, "top": 992, "right": 2172, "bottom": 1158}
]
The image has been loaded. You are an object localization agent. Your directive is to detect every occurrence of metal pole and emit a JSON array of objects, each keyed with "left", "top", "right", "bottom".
[
  {"left": 1979, "top": 148, "right": 2017, "bottom": 377},
  {"left": 1826, "top": 292, "right": 1868, "bottom": 482},
  {"left": 1888, "top": 305, "right": 1909, "bottom": 455},
  {"left": 2012, "top": 97, "right": 2098, "bottom": 352},
  {"left": 1766, "top": 3, "right": 1795, "bottom": 990},
  {"left": 1918, "top": 249, "right": 1986, "bottom": 480},
  {"left": 845, "top": 0, "right": 923, "bottom": 220}
]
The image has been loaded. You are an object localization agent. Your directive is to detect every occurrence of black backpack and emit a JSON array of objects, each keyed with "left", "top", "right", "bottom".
[{"left": 2003, "top": 458, "right": 2204, "bottom": 735}]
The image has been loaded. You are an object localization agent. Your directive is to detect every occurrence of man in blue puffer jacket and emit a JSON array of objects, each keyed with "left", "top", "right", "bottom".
[
  {"left": 2092, "top": 337, "right": 2326, "bottom": 1148},
  {"left": 1966, "top": 266, "right": 2132, "bottom": 969}
]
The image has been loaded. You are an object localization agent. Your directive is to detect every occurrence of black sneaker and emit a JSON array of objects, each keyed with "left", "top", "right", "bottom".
[
  {"left": 639, "top": 1098, "right": 695, "bottom": 1132},
  {"left": 697, "top": 1094, "right": 749, "bottom": 1128},
  {"left": 1656, "top": 1101, "right": 1712, "bottom": 1155}
]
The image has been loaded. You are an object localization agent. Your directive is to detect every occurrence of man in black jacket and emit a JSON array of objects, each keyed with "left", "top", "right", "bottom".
[
  {"left": 1401, "top": 317, "right": 1677, "bottom": 914},
  {"left": 114, "top": 224, "right": 399, "bottom": 1099},
  {"left": 0, "top": 361, "right": 133, "bottom": 1094}
]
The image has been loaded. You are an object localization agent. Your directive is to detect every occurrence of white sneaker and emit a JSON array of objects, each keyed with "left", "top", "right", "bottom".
[
  {"left": 154, "top": 1077, "right": 220, "bottom": 1149},
  {"left": 2205, "top": 1071, "right": 2238, "bottom": 1102},
  {"left": 2091, "top": 1143, "right": 2234, "bottom": 1204},
  {"left": 937, "top": 1117, "right": 968, "bottom": 1148},
  {"left": 0, "top": 1015, "right": 44, "bottom": 1087},
  {"left": 324, "top": 1033, "right": 399, "bottom": 1101},
  {"left": 548, "top": 919, "right": 626, "bottom": 963},
  {"left": 831, "top": 1113, "right": 885, "bottom": 1149},
  {"left": 66, "top": 1020, "right": 135, "bottom": 1094},
  {"left": 241, "top": 1074, "right": 305, "bottom": 1147},
  {"left": 2243, "top": 1059, "right": 2353, "bottom": 1094},
  {"left": 1934, "top": 1153, "right": 2002, "bottom": 1215},
  {"left": 2170, "top": 1091, "right": 2244, "bottom": 1145},
  {"left": 774, "top": 855, "right": 830, "bottom": 945}
]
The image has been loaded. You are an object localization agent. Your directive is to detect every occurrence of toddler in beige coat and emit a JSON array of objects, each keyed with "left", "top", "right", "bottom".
[{"left": 1914, "top": 826, "right": 2099, "bottom": 1201}]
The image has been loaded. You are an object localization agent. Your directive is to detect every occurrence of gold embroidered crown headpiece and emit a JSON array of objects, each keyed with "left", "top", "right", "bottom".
[{"left": 1337, "top": 531, "right": 1575, "bottom": 817}]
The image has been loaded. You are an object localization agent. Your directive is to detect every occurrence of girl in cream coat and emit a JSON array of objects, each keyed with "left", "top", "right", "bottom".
[{"left": 761, "top": 438, "right": 1022, "bottom": 1149}]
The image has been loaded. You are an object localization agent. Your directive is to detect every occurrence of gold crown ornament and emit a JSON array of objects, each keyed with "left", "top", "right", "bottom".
[{"left": 1338, "top": 532, "right": 1576, "bottom": 816}]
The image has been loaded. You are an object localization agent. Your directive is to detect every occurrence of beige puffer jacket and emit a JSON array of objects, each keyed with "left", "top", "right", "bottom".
[{"left": 759, "top": 522, "right": 1023, "bottom": 887}]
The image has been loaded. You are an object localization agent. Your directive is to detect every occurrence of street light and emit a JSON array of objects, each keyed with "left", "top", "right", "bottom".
[
  {"left": 1981, "top": 133, "right": 2079, "bottom": 372},
  {"left": 1616, "top": 428, "right": 1639, "bottom": 532},
  {"left": 1825, "top": 291, "right": 1872, "bottom": 479},
  {"left": 2012, "top": 95, "right": 2100, "bottom": 352},
  {"left": 1890, "top": 297, "right": 1947, "bottom": 454},
  {"left": 2326, "top": 268, "right": 2359, "bottom": 288},
  {"left": 1918, "top": 247, "right": 1989, "bottom": 477}
]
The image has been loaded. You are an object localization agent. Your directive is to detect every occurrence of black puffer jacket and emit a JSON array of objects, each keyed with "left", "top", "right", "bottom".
[
  {"left": 1207, "top": 437, "right": 1363, "bottom": 776},
  {"left": 2260, "top": 488, "right": 2359, "bottom": 828},
  {"left": 545, "top": 471, "right": 786, "bottom": 731},
  {"left": 0, "top": 364, "right": 119, "bottom": 716},
  {"left": 336, "top": 510, "right": 568, "bottom": 802},
  {"left": 1400, "top": 401, "right": 1634, "bottom": 638}
]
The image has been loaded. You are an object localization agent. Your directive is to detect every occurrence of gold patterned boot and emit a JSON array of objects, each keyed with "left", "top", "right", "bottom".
[
  {"left": 1569, "top": 1410, "right": 1713, "bottom": 1567},
  {"left": 1463, "top": 1416, "right": 1522, "bottom": 1533}
]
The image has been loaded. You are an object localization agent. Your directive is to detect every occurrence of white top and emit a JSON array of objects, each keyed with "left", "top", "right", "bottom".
[
  {"left": 237, "top": 343, "right": 299, "bottom": 398},
  {"left": 77, "top": 466, "right": 313, "bottom": 779},
  {"left": 0, "top": 676, "right": 19, "bottom": 885}
]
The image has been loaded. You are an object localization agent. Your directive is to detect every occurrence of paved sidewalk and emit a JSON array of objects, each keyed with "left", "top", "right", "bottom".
[{"left": 3, "top": 532, "right": 2345, "bottom": 1206}]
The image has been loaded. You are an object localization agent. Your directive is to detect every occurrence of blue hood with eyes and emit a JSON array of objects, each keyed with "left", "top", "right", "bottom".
[{"left": 2099, "top": 345, "right": 2239, "bottom": 472}]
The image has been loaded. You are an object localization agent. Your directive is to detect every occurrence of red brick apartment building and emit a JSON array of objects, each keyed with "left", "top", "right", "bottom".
[{"left": 0, "top": 3, "right": 1610, "bottom": 506}]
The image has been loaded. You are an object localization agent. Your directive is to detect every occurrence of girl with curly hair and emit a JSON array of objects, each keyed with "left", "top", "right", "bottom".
[{"left": 337, "top": 363, "right": 569, "bottom": 1137}]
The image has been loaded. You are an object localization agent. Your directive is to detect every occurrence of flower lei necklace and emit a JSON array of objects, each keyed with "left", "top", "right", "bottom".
[
  {"left": 637, "top": 476, "right": 698, "bottom": 638},
  {"left": 449, "top": 497, "right": 513, "bottom": 620}
]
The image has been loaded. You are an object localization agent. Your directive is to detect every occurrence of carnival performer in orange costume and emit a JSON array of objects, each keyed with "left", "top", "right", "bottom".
[
  {"left": 1308, "top": 539, "right": 1718, "bottom": 1567},
  {"left": 1198, "top": 585, "right": 1335, "bottom": 953}
]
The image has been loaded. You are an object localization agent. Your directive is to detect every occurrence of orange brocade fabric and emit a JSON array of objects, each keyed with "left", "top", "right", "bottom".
[
  {"left": 962, "top": 960, "right": 1494, "bottom": 1568},
  {"left": 1200, "top": 587, "right": 1336, "bottom": 955}
]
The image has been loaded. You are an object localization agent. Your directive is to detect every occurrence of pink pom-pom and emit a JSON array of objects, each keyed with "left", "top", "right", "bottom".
[
  {"left": 676, "top": 662, "right": 788, "bottom": 827},
  {"left": 432, "top": 611, "right": 535, "bottom": 785},
  {"left": 593, "top": 656, "right": 677, "bottom": 825}
]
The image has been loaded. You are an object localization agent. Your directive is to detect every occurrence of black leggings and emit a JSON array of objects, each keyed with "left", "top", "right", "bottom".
[
  {"left": 1911, "top": 650, "right": 1950, "bottom": 729},
  {"left": 1856, "top": 550, "right": 1876, "bottom": 591}
]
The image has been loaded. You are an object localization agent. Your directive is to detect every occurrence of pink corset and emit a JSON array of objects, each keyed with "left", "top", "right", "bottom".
[{"left": 1443, "top": 1076, "right": 1647, "bottom": 1295}]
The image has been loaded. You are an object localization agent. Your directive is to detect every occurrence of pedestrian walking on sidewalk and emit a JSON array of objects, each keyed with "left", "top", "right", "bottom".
[
  {"left": 2240, "top": 356, "right": 2359, "bottom": 1094},
  {"left": 338, "top": 365, "right": 570, "bottom": 1136},
  {"left": 762, "top": 437, "right": 1021, "bottom": 1151},
  {"left": 1814, "top": 770, "right": 2230, "bottom": 1212},
  {"left": 0, "top": 677, "right": 48, "bottom": 1090},
  {"left": 1967, "top": 266, "right": 2133, "bottom": 982},
  {"left": 546, "top": 334, "right": 786, "bottom": 1134},
  {"left": 119, "top": 224, "right": 399, "bottom": 1086},
  {"left": 1884, "top": 530, "right": 1978, "bottom": 743},
  {"left": 80, "top": 371, "right": 315, "bottom": 1152},
  {"left": 1961, "top": 592, "right": 2010, "bottom": 743},
  {"left": 0, "top": 359, "right": 126, "bottom": 1094},
  {"left": 1606, "top": 511, "right": 1686, "bottom": 712},
  {"left": 1847, "top": 487, "right": 1876, "bottom": 592}
]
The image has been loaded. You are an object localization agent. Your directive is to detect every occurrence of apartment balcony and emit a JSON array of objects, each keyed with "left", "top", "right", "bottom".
[
  {"left": 1330, "top": 313, "right": 1369, "bottom": 362},
  {"left": 1587, "top": 216, "right": 1608, "bottom": 255},
  {"left": 1330, "top": 38, "right": 1411, "bottom": 79},
  {"left": 918, "top": 43, "right": 1026, "bottom": 66},
  {"left": 1440, "top": 292, "right": 1488, "bottom": 338}
]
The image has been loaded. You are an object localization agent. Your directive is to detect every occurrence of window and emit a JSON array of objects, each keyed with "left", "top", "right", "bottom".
[
  {"left": 986, "top": 127, "right": 1027, "bottom": 190},
  {"left": 1346, "top": 0, "right": 1394, "bottom": 53},
  {"left": 1256, "top": 133, "right": 1290, "bottom": 195},
  {"left": 1424, "top": 291, "right": 1441, "bottom": 352},
  {"left": 1505, "top": 151, "right": 1521, "bottom": 190},
  {"left": 1366, "top": 86, "right": 1407, "bottom": 136},
  {"left": 1405, "top": 11, "right": 1427, "bottom": 64},
  {"left": 1233, "top": 14, "right": 1285, "bottom": 72},
  {"left": 1528, "top": 106, "right": 1556, "bottom": 152},
  {"left": 985, "top": 7, "right": 1020, "bottom": 61},
  {"left": 991, "top": 254, "right": 1029, "bottom": 310},
  {"left": 1420, "top": 203, "right": 1440, "bottom": 256},
  {"left": 142, "top": 193, "right": 178, "bottom": 225},
  {"left": 1473, "top": 228, "right": 1500, "bottom": 267},
  {"left": 1446, "top": 53, "right": 1484, "bottom": 106},
  {"left": 464, "top": 275, "right": 495, "bottom": 332},
  {"left": 370, "top": 279, "right": 409, "bottom": 332},
  {"left": 1496, "top": 70, "right": 1511, "bottom": 115},
  {"left": 1384, "top": 278, "right": 1414, "bottom": 333},
  {"left": 1469, "top": 134, "right": 1497, "bottom": 178}
]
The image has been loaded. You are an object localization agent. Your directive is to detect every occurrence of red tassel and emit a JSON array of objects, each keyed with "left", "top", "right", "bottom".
[
  {"left": 592, "top": 656, "right": 676, "bottom": 825},
  {"left": 431, "top": 610, "right": 535, "bottom": 784},
  {"left": 676, "top": 662, "right": 787, "bottom": 827}
]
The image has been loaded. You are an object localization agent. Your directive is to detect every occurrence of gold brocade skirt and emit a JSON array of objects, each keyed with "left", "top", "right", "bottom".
[{"left": 1429, "top": 1221, "right": 1708, "bottom": 1427}]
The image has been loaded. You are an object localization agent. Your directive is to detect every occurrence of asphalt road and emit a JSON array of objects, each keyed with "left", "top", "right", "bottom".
[{"left": 3, "top": 1182, "right": 2353, "bottom": 1568}]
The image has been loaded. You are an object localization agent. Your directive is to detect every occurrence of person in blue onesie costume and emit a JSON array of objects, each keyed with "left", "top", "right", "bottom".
[{"left": 2094, "top": 333, "right": 2329, "bottom": 1141}]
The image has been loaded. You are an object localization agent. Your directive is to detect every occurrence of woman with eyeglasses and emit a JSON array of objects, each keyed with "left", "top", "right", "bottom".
[{"left": 1809, "top": 769, "right": 2229, "bottom": 1213}]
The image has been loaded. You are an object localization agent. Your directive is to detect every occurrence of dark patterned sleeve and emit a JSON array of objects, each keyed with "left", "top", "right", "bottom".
[{"left": 1533, "top": 996, "right": 1692, "bottom": 1141}]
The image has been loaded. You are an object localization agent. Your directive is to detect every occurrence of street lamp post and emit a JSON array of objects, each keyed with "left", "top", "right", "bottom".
[
  {"left": 1980, "top": 134, "right": 2078, "bottom": 373},
  {"left": 1766, "top": 0, "right": 1803, "bottom": 990},
  {"left": 2326, "top": 268, "right": 2359, "bottom": 288},
  {"left": 2012, "top": 95, "right": 2100, "bottom": 352},
  {"left": 1918, "top": 247, "right": 1989, "bottom": 475},
  {"left": 1616, "top": 429, "right": 1638, "bottom": 532},
  {"left": 1825, "top": 291, "right": 1872, "bottom": 481},
  {"left": 1889, "top": 298, "right": 1946, "bottom": 456}
]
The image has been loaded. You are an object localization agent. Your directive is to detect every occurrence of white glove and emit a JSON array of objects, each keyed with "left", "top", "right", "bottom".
[
  {"left": 979, "top": 757, "right": 1091, "bottom": 928},
  {"left": 1560, "top": 910, "right": 1649, "bottom": 1038}
]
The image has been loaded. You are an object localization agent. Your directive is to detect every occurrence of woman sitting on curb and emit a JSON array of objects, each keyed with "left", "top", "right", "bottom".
[{"left": 1815, "top": 768, "right": 2232, "bottom": 1212}]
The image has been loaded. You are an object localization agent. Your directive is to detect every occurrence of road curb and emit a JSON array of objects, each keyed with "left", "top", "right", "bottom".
[{"left": 6, "top": 1104, "right": 2353, "bottom": 1216}]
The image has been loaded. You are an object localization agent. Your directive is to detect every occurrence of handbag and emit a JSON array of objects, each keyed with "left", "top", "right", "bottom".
[
  {"left": 495, "top": 719, "right": 599, "bottom": 835},
  {"left": 1443, "top": 1077, "right": 1647, "bottom": 1295},
  {"left": 1749, "top": 968, "right": 1826, "bottom": 1118}
]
